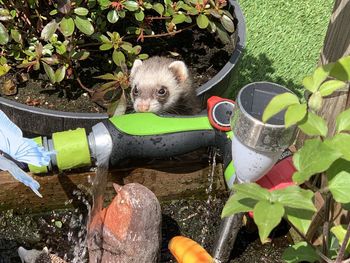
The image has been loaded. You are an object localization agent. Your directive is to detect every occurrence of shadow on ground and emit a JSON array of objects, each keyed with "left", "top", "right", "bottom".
[{"left": 226, "top": 50, "right": 303, "bottom": 99}]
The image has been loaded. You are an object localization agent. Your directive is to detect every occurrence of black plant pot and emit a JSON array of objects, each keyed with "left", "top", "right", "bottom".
[{"left": 0, "top": 0, "right": 246, "bottom": 136}]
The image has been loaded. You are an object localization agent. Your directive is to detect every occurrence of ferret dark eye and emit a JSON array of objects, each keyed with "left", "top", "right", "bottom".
[
  {"left": 132, "top": 87, "right": 139, "bottom": 96},
  {"left": 157, "top": 87, "right": 167, "bottom": 96}
]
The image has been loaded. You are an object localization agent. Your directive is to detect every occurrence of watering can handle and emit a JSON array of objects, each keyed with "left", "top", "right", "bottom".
[{"left": 105, "top": 113, "right": 222, "bottom": 165}]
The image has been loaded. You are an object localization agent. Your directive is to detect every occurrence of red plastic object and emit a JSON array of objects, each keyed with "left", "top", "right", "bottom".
[
  {"left": 248, "top": 156, "right": 296, "bottom": 218},
  {"left": 207, "top": 96, "right": 235, "bottom": 132}
]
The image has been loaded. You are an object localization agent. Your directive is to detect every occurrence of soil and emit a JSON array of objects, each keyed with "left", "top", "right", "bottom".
[
  {"left": 0, "top": 27, "right": 235, "bottom": 113},
  {"left": 0, "top": 197, "right": 291, "bottom": 263}
]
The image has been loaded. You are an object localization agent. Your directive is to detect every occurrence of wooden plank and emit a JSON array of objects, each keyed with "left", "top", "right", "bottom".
[{"left": 0, "top": 162, "right": 227, "bottom": 213}]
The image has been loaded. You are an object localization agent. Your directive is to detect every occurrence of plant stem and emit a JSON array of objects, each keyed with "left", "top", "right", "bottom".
[
  {"left": 304, "top": 181, "right": 319, "bottom": 192},
  {"left": 335, "top": 222, "right": 350, "bottom": 263},
  {"left": 144, "top": 16, "right": 171, "bottom": 20},
  {"left": 287, "top": 220, "right": 332, "bottom": 263},
  {"left": 142, "top": 24, "right": 195, "bottom": 39},
  {"left": 77, "top": 43, "right": 101, "bottom": 48},
  {"left": 76, "top": 77, "right": 94, "bottom": 93},
  {"left": 322, "top": 192, "right": 332, "bottom": 260}
]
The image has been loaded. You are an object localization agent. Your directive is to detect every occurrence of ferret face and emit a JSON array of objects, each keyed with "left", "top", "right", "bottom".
[{"left": 129, "top": 57, "right": 189, "bottom": 113}]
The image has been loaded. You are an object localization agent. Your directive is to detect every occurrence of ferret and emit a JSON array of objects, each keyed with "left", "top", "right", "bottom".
[{"left": 129, "top": 56, "right": 201, "bottom": 115}]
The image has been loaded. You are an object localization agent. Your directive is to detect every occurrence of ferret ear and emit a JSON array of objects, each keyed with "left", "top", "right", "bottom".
[
  {"left": 168, "top": 61, "right": 189, "bottom": 83},
  {"left": 130, "top": 59, "right": 143, "bottom": 78}
]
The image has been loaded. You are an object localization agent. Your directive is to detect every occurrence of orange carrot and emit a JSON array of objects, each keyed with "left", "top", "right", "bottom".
[{"left": 168, "top": 236, "right": 214, "bottom": 263}]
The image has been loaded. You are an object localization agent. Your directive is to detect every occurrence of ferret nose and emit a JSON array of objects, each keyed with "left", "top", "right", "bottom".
[{"left": 137, "top": 102, "right": 150, "bottom": 112}]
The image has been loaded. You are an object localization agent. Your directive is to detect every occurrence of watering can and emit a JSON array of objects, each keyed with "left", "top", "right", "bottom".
[{"left": 28, "top": 82, "right": 296, "bottom": 263}]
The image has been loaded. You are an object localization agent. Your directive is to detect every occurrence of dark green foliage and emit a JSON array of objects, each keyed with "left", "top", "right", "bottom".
[{"left": 0, "top": 0, "right": 235, "bottom": 113}]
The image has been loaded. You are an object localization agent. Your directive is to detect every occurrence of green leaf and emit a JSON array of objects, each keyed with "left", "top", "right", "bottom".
[
  {"left": 41, "top": 20, "right": 59, "bottom": 41},
  {"left": 0, "top": 56, "right": 7, "bottom": 65},
  {"left": 95, "top": 73, "right": 116, "bottom": 80},
  {"left": 196, "top": 14, "right": 209, "bottom": 29},
  {"left": 54, "top": 221, "right": 63, "bottom": 228},
  {"left": 42, "top": 63, "right": 56, "bottom": 84},
  {"left": 254, "top": 200, "right": 284, "bottom": 243},
  {"left": 221, "top": 192, "right": 258, "bottom": 218},
  {"left": 308, "top": 91, "right": 323, "bottom": 111},
  {"left": 153, "top": 3, "right": 164, "bottom": 15},
  {"left": 74, "top": 16, "right": 94, "bottom": 36},
  {"left": 143, "top": 2, "right": 153, "bottom": 9},
  {"left": 134, "top": 10, "right": 144, "bottom": 21},
  {"left": 172, "top": 13, "right": 187, "bottom": 24},
  {"left": 222, "top": 9, "right": 234, "bottom": 20},
  {"left": 329, "top": 171, "right": 350, "bottom": 203},
  {"left": 54, "top": 65, "right": 66, "bottom": 83},
  {"left": 330, "top": 55, "right": 350, "bottom": 82},
  {"left": 107, "top": 9, "right": 119, "bottom": 23},
  {"left": 302, "top": 75, "right": 316, "bottom": 93},
  {"left": 298, "top": 112, "right": 328, "bottom": 137},
  {"left": 60, "top": 17, "right": 75, "bottom": 37},
  {"left": 285, "top": 207, "right": 313, "bottom": 235},
  {"left": 120, "top": 43, "right": 133, "bottom": 52},
  {"left": 71, "top": 50, "right": 90, "bottom": 60},
  {"left": 49, "top": 9, "right": 58, "bottom": 15},
  {"left": 99, "top": 34, "right": 110, "bottom": 43},
  {"left": 220, "top": 14, "right": 234, "bottom": 33},
  {"left": 292, "top": 139, "right": 342, "bottom": 184},
  {"left": 233, "top": 183, "right": 271, "bottom": 201},
  {"left": 88, "top": 0, "right": 97, "bottom": 8},
  {"left": 336, "top": 108, "right": 350, "bottom": 133},
  {"left": 74, "top": 7, "right": 89, "bottom": 16},
  {"left": 98, "top": 0, "right": 111, "bottom": 7},
  {"left": 327, "top": 159, "right": 350, "bottom": 182},
  {"left": 137, "top": 53, "right": 149, "bottom": 60},
  {"left": 132, "top": 45, "right": 141, "bottom": 54},
  {"left": 319, "top": 80, "right": 347, "bottom": 97},
  {"left": 99, "top": 43, "right": 113, "bottom": 50},
  {"left": 331, "top": 225, "right": 350, "bottom": 252},
  {"left": 209, "top": 9, "right": 221, "bottom": 18},
  {"left": 184, "top": 16, "right": 192, "bottom": 23},
  {"left": 0, "top": 22, "right": 9, "bottom": 45},
  {"left": 123, "top": 1, "right": 139, "bottom": 11},
  {"left": 270, "top": 186, "right": 315, "bottom": 211},
  {"left": 282, "top": 241, "right": 319, "bottom": 263},
  {"left": 55, "top": 43, "right": 66, "bottom": 55},
  {"left": 10, "top": 29, "right": 22, "bottom": 44},
  {"left": 110, "top": 90, "right": 127, "bottom": 116},
  {"left": 112, "top": 50, "right": 125, "bottom": 66},
  {"left": 262, "top": 92, "right": 299, "bottom": 123},
  {"left": 0, "top": 64, "right": 11, "bottom": 76},
  {"left": 325, "top": 133, "right": 350, "bottom": 161},
  {"left": 215, "top": 22, "right": 230, "bottom": 44},
  {"left": 40, "top": 57, "right": 59, "bottom": 65},
  {"left": 285, "top": 103, "right": 307, "bottom": 128},
  {"left": 313, "top": 63, "right": 334, "bottom": 89}
]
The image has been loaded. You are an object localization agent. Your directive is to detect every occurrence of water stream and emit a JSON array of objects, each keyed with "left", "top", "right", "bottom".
[{"left": 200, "top": 149, "right": 217, "bottom": 247}]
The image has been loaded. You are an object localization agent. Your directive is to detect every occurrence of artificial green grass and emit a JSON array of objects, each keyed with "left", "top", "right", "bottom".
[{"left": 228, "top": 0, "right": 334, "bottom": 97}]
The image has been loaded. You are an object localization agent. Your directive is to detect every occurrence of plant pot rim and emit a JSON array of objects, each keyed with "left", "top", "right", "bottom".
[{"left": 0, "top": 0, "right": 246, "bottom": 136}]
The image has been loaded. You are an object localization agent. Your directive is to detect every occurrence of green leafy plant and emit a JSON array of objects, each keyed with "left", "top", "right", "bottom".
[
  {"left": 0, "top": 0, "right": 236, "bottom": 114},
  {"left": 222, "top": 55, "right": 350, "bottom": 262}
]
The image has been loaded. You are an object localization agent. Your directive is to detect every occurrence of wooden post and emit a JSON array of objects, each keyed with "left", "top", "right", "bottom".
[
  {"left": 298, "top": 0, "right": 350, "bottom": 242},
  {"left": 297, "top": 0, "right": 350, "bottom": 147},
  {"left": 318, "top": 0, "right": 350, "bottom": 135}
]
